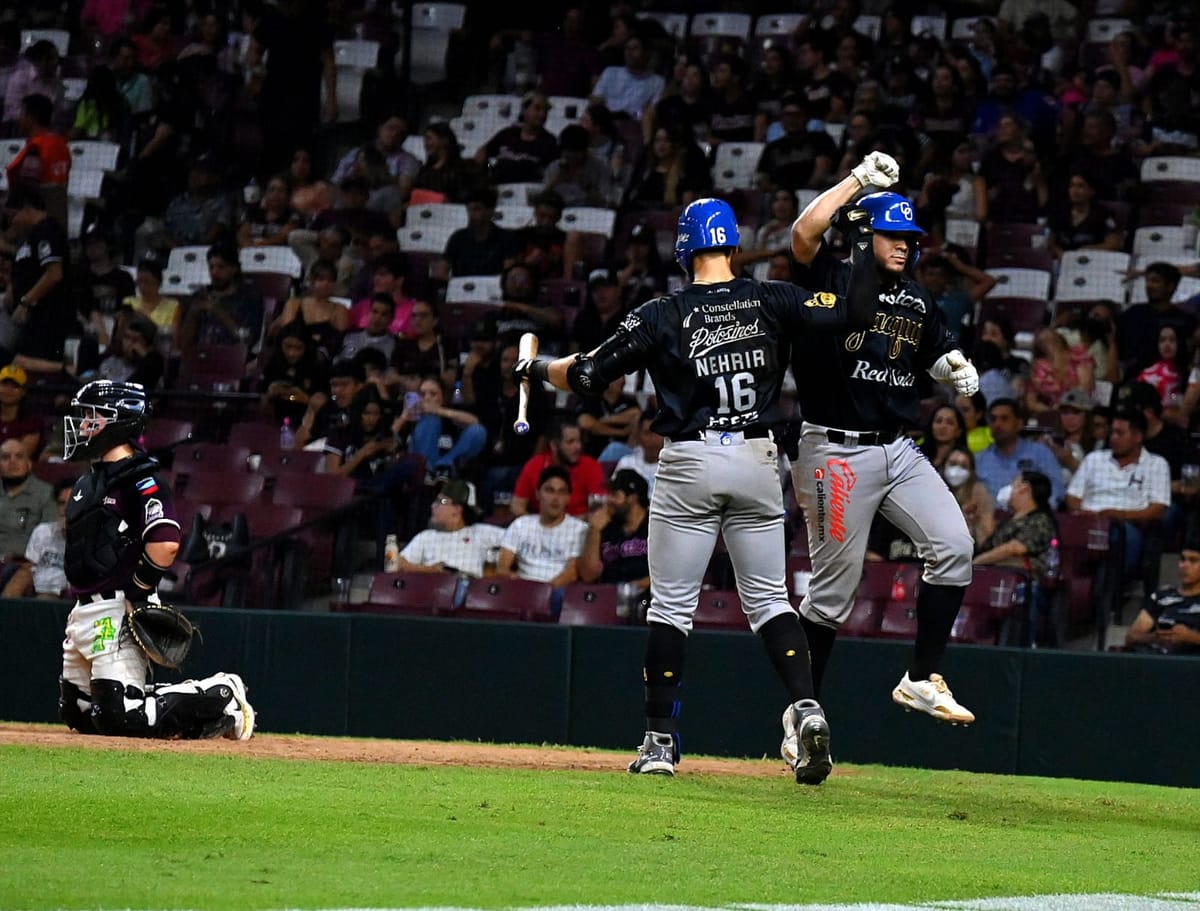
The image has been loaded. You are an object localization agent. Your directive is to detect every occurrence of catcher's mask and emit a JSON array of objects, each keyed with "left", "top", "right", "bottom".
[
  {"left": 64, "top": 380, "right": 150, "bottom": 462},
  {"left": 858, "top": 190, "right": 924, "bottom": 268},
  {"left": 674, "top": 197, "right": 740, "bottom": 277}
]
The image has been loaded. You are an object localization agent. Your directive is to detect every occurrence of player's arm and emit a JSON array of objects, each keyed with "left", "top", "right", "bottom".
[
  {"left": 1124, "top": 608, "right": 1158, "bottom": 647},
  {"left": 791, "top": 152, "right": 899, "bottom": 265},
  {"left": 514, "top": 309, "right": 655, "bottom": 397}
]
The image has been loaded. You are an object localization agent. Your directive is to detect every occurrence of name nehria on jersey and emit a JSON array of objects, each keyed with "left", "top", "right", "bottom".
[{"left": 694, "top": 347, "right": 768, "bottom": 377}]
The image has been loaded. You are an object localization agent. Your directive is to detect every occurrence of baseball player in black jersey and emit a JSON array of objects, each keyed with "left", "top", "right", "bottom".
[
  {"left": 58, "top": 380, "right": 256, "bottom": 740},
  {"left": 787, "top": 152, "right": 981, "bottom": 725},
  {"left": 516, "top": 197, "right": 880, "bottom": 782}
]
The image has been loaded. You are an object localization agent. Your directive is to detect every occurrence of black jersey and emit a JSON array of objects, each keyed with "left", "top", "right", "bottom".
[
  {"left": 790, "top": 243, "right": 959, "bottom": 432},
  {"left": 616, "top": 276, "right": 860, "bottom": 438}
]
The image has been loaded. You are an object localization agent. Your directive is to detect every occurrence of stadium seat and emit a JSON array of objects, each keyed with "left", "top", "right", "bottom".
[
  {"left": 559, "top": 206, "right": 617, "bottom": 238},
  {"left": 227, "top": 420, "right": 285, "bottom": 454},
  {"left": 257, "top": 448, "right": 324, "bottom": 476},
  {"left": 177, "top": 468, "right": 265, "bottom": 506},
  {"left": 405, "top": 202, "right": 469, "bottom": 231},
  {"left": 984, "top": 267, "right": 1053, "bottom": 300},
  {"left": 558, "top": 583, "right": 625, "bottom": 626},
  {"left": 270, "top": 472, "right": 357, "bottom": 512},
  {"left": 985, "top": 247, "right": 1056, "bottom": 273},
  {"left": 712, "top": 142, "right": 764, "bottom": 191},
  {"left": 688, "top": 12, "right": 753, "bottom": 69},
  {"left": 349, "top": 570, "right": 463, "bottom": 616},
  {"left": 1053, "top": 512, "right": 1115, "bottom": 642},
  {"left": 870, "top": 562, "right": 922, "bottom": 639},
  {"left": 953, "top": 566, "right": 1030, "bottom": 645},
  {"left": 176, "top": 344, "right": 249, "bottom": 392},
  {"left": 141, "top": 418, "right": 195, "bottom": 459},
  {"left": 173, "top": 442, "right": 253, "bottom": 474},
  {"left": 240, "top": 246, "right": 304, "bottom": 279},
  {"left": 692, "top": 588, "right": 747, "bottom": 631},
  {"left": 977, "top": 297, "right": 1049, "bottom": 337},
  {"left": 459, "top": 576, "right": 555, "bottom": 622}
]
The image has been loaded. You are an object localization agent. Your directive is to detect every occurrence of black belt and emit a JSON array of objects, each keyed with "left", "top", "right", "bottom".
[
  {"left": 824, "top": 429, "right": 899, "bottom": 446},
  {"left": 666, "top": 427, "right": 772, "bottom": 443}
]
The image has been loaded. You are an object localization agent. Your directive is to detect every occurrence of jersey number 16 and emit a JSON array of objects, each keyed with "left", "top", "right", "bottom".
[{"left": 715, "top": 371, "right": 756, "bottom": 414}]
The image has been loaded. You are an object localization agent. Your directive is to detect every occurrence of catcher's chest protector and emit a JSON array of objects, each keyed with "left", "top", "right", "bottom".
[{"left": 65, "top": 455, "right": 157, "bottom": 588}]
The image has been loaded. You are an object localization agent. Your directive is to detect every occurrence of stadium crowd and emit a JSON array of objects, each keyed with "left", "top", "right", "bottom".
[{"left": 0, "top": 0, "right": 1197, "bottom": 649}]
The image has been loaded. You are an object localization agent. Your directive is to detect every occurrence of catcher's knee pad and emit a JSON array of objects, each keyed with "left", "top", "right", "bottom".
[
  {"left": 152, "top": 680, "right": 235, "bottom": 740},
  {"left": 90, "top": 678, "right": 153, "bottom": 737},
  {"left": 59, "top": 678, "right": 98, "bottom": 735}
]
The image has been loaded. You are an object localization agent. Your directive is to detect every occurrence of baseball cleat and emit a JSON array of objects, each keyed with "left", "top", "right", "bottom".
[
  {"left": 781, "top": 699, "right": 833, "bottom": 785},
  {"left": 214, "top": 673, "right": 256, "bottom": 741},
  {"left": 892, "top": 672, "right": 975, "bottom": 725},
  {"left": 628, "top": 731, "right": 677, "bottom": 776}
]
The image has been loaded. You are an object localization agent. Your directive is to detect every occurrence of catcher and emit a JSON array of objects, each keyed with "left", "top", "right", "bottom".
[{"left": 58, "top": 380, "right": 256, "bottom": 740}]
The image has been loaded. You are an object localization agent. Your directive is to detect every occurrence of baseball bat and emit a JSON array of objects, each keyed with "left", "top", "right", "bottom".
[{"left": 514, "top": 332, "right": 538, "bottom": 435}]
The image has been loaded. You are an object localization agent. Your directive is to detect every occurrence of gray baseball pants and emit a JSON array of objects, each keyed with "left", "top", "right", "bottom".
[
  {"left": 647, "top": 433, "right": 795, "bottom": 634},
  {"left": 790, "top": 423, "right": 974, "bottom": 628}
]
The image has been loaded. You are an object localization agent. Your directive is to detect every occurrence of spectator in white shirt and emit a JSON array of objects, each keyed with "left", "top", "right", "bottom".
[
  {"left": 1066, "top": 407, "right": 1172, "bottom": 596},
  {"left": 0, "top": 477, "right": 71, "bottom": 598},
  {"left": 498, "top": 465, "right": 587, "bottom": 585},
  {"left": 396, "top": 479, "right": 504, "bottom": 578},
  {"left": 589, "top": 33, "right": 665, "bottom": 122}
]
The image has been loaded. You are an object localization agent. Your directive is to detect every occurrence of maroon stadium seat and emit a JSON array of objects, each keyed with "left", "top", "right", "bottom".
[
  {"left": 459, "top": 576, "right": 555, "bottom": 622},
  {"left": 350, "top": 571, "right": 462, "bottom": 616},
  {"left": 558, "top": 583, "right": 625, "bottom": 626},
  {"left": 692, "top": 588, "right": 748, "bottom": 631}
]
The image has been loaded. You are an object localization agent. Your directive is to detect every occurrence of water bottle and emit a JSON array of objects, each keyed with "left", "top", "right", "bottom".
[
  {"left": 1045, "top": 538, "right": 1061, "bottom": 582},
  {"left": 891, "top": 570, "right": 907, "bottom": 601},
  {"left": 243, "top": 176, "right": 261, "bottom": 206},
  {"left": 383, "top": 534, "right": 400, "bottom": 572},
  {"left": 451, "top": 379, "right": 464, "bottom": 406},
  {"left": 279, "top": 416, "right": 296, "bottom": 450}
]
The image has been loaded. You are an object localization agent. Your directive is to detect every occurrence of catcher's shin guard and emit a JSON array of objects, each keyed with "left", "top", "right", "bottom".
[
  {"left": 150, "top": 679, "right": 237, "bottom": 740},
  {"left": 59, "top": 678, "right": 98, "bottom": 735},
  {"left": 90, "top": 678, "right": 154, "bottom": 737}
]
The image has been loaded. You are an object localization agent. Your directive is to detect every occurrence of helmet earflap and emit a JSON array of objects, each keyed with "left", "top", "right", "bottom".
[{"left": 675, "top": 198, "right": 741, "bottom": 276}]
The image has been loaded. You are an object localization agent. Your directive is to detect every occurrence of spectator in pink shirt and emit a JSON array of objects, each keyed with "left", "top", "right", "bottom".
[{"left": 346, "top": 253, "right": 418, "bottom": 338}]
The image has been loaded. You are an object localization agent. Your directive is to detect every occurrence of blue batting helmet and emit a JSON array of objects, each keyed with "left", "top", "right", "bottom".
[
  {"left": 675, "top": 198, "right": 740, "bottom": 274},
  {"left": 858, "top": 191, "right": 924, "bottom": 234}
]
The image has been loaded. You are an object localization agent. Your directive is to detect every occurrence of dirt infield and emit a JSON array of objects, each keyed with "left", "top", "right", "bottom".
[{"left": 0, "top": 722, "right": 796, "bottom": 777}]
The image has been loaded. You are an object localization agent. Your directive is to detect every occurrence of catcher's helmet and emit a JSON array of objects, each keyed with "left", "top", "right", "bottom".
[
  {"left": 858, "top": 191, "right": 924, "bottom": 235},
  {"left": 64, "top": 380, "right": 151, "bottom": 462},
  {"left": 675, "top": 197, "right": 740, "bottom": 275}
]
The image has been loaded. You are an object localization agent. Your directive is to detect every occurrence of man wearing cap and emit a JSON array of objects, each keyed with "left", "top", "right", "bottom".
[
  {"left": 395, "top": 479, "right": 505, "bottom": 578},
  {"left": 569, "top": 269, "right": 625, "bottom": 356},
  {"left": 578, "top": 469, "right": 650, "bottom": 595},
  {"left": 0, "top": 437, "right": 56, "bottom": 589},
  {"left": 0, "top": 364, "right": 42, "bottom": 458}
]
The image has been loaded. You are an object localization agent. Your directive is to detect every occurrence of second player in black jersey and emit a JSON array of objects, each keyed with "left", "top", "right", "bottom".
[{"left": 787, "top": 151, "right": 983, "bottom": 728}]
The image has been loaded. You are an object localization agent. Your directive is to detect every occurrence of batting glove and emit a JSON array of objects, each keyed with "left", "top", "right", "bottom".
[
  {"left": 512, "top": 357, "right": 551, "bottom": 385},
  {"left": 830, "top": 204, "right": 874, "bottom": 254},
  {"left": 850, "top": 151, "right": 900, "bottom": 189},
  {"left": 929, "top": 350, "right": 980, "bottom": 396}
]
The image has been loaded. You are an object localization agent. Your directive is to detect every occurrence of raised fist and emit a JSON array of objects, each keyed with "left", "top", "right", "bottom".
[
  {"left": 850, "top": 151, "right": 900, "bottom": 189},
  {"left": 930, "top": 350, "right": 980, "bottom": 396}
]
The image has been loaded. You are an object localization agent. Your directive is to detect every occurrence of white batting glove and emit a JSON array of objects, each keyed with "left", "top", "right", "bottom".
[
  {"left": 850, "top": 151, "right": 900, "bottom": 189},
  {"left": 929, "top": 350, "right": 980, "bottom": 396}
]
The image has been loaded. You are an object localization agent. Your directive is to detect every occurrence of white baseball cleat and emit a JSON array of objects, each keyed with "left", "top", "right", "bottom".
[
  {"left": 892, "top": 672, "right": 975, "bottom": 725},
  {"left": 215, "top": 673, "right": 256, "bottom": 741}
]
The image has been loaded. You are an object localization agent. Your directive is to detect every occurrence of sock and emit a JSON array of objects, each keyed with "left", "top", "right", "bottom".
[
  {"left": 643, "top": 621, "right": 686, "bottom": 734},
  {"left": 910, "top": 582, "right": 966, "bottom": 681},
  {"left": 799, "top": 615, "right": 837, "bottom": 698},
  {"left": 759, "top": 612, "right": 815, "bottom": 703}
]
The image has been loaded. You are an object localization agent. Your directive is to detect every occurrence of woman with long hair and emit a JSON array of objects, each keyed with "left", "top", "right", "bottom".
[
  {"left": 325, "top": 384, "right": 398, "bottom": 482},
  {"left": 400, "top": 121, "right": 485, "bottom": 205},
  {"left": 236, "top": 173, "right": 301, "bottom": 248},
  {"left": 70, "top": 65, "right": 130, "bottom": 143},
  {"left": 266, "top": 259, "right": 349, "bottom": 362},
  {"left": 1026, "top": 327, "right": 1095, "bottom": 413},
  {"left": 1137, "top": 324, "right": 1190, "bottom": 412},
  {"left": 258, "top": 322, "right": 328, "bottom": 426},
  {"left": 621, "top": 125, "right": 712, "bottom": 212},
  {"left": 919, "top": 403, "right": 969, "bottom": 471}
]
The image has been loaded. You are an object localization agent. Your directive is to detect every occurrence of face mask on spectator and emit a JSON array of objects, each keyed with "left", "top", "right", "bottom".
[{"left": 943, "top": 465, "right": 970, "bottom": 488}]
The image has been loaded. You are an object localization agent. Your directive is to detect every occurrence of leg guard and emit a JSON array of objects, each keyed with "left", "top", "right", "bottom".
[
  {"left": 150, "top": 679, "right": 237, "bottom": 740},
  {"left": 90, "top": 678, "right": 154, "bottom": 737},
  {"left": 59, "top": 678, "right": 98, "bottom": 735}
]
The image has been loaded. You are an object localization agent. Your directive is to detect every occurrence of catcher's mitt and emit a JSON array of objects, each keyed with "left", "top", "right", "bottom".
[{"left": 124, "top": 603, "right": 198, "bottom": 669}]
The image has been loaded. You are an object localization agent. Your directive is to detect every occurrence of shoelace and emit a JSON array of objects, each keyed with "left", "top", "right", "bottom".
[{"left": 928, "top": 674, "right": 950, "bottom": 694}]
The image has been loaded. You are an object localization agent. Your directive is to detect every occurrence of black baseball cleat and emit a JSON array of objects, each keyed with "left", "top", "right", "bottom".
[{"left": 781, "top": 699, "right": 833, "bottom": 785}]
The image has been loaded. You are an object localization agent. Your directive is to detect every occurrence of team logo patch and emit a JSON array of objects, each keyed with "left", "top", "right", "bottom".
[
  {"left": 136, "top": 477, "right": 159, "bottom": 496},
  {"left": 813, "top": 467, "right": 825, "bottom": 480},
  {"left": 145, "top": 497, "right": 165, "bottom": 523},
  {"left": 804, "top": 292, "right": 838, "bottom": 309}
]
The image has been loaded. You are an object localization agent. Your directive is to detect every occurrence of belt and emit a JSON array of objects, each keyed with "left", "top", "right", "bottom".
[
  {"left": 666, "top": 427, "right": 772, "bottom": 443},
  {"left": 824, "top": 428, "right": 899, "bottom": 446}
]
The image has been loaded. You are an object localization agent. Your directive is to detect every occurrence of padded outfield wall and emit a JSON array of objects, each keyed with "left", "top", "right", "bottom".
[{"left": 6, "top": 600, "right": 1197, "bottom": 788}]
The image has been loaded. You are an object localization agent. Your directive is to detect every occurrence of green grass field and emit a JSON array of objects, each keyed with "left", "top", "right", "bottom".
[{"left": 1, "top": 739, "right": 1197, "bottom": 910}]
